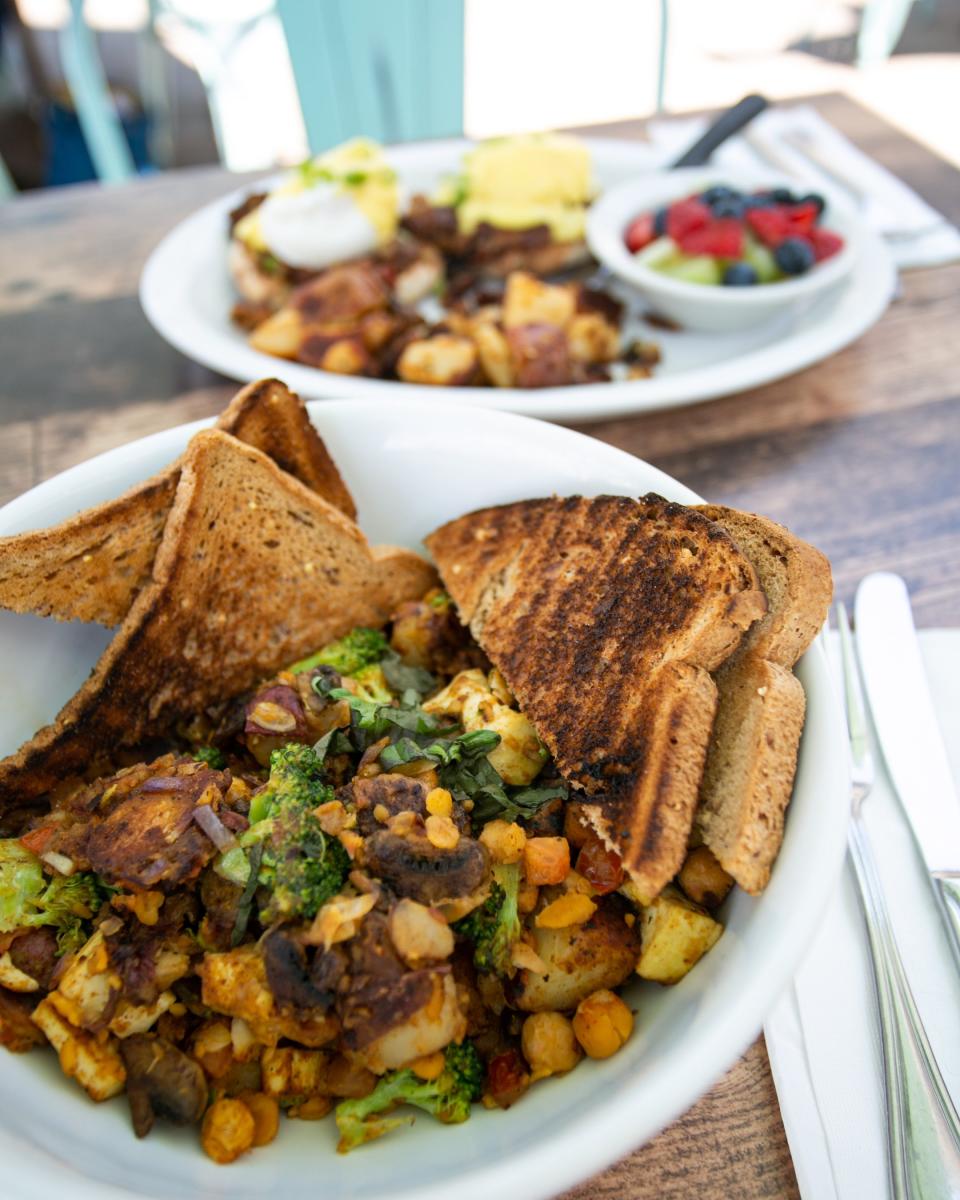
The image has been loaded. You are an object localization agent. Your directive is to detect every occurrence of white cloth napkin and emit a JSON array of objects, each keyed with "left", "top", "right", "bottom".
[
  {"left": 763, "top": 629, "right": 960, "bottom": 1200},
  {"left": 645, "top": 105, "right": 960, "bottom": 270}
]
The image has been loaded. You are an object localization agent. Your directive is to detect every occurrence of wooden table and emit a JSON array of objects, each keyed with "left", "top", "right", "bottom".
[{"left": 1, "top": 92, "right": 957, "bottom": 1198}]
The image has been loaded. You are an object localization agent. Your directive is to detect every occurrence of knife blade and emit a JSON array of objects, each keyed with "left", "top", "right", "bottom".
[{"left": 855, "top": 571, "right": 960, "bottom": 971}]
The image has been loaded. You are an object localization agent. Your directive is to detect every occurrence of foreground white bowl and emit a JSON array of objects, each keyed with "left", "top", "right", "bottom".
[
  {"left": 587, "top": 167, "right": 860, "bottom": 333},
  {"left": 0, "top": 400, "right": 849, "bottom": 1200}
]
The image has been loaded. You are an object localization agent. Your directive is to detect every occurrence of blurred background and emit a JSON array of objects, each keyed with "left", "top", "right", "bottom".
[{"left": 0, "top": 0, "right": 956, "bottom": 191}]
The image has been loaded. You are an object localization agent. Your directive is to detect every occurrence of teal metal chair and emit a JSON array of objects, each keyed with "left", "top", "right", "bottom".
[
  {"left": 0, "top": 153, "right": 15, "bottom": 199},
  {"left": 59, "top": 0, "right": 137, "bottom": 183},
  {"left": 276, "top": 0, "right": 465, "bottom": 152}
]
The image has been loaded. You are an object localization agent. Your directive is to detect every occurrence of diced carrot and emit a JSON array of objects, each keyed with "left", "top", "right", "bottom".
[{"left": 523, "top": 837, "right": 570, "bottom": 886}]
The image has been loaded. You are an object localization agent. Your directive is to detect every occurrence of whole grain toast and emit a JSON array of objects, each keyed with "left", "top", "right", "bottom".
[
  {"left": 0, "top": 379, "right": 355, "bottom": 627},
  {"left": 693, "top": 506, "right": 833, "bottom": 893},
  {"left": 0, "top": 429, "right": 435, "bottom": 820},
  {"left": 426, "top": 495, "right": 766, "bottom": 902}
]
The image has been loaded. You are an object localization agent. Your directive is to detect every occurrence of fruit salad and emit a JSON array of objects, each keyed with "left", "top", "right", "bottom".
[{"left": 624, "top": 186, "right": 845, "bottom": 287}]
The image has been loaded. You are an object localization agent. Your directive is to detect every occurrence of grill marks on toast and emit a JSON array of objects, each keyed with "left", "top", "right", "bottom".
[
  {"left": 694, "top": 506, "right": 832, "bottom": 894},
  {"left": 426, "top": 494, "right": 766, "bottom": 901},
  {"left": 0, "top": 430, "right": 435, "bottom": 819},
  {"left": 0, "top": 379, "right": 354, "bottom": 627}
]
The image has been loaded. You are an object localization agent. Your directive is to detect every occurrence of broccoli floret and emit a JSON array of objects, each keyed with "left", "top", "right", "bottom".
[
  {"left": 455, "top": 862, "right": 522, "bottom": 977},
  {"left": 193, "top": 745, "right": 227, "bottom": 769},
  {"left": 242, "top": 744, "right": 349, "bottom": 923},
  {"left": 0, "top": 840, "right": 106, "bottom": 954},
  {"left": 351, "top": 664, "right": 393, "bottom": 704},
  {"left": 335, "top": 1040, "right": 484, "bottom": 1153},
  {"left": 287, "top": 627, "right": 388, "bottom": 678}
]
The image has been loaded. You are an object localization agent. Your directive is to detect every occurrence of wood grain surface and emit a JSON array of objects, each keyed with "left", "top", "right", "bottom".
[{"left": 0, "top": 92, "right": 958, "bottom": 1198}]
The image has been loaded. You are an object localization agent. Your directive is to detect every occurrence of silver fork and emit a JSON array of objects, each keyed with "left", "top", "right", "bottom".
[{"left": 836, "top": 601, "right": 960, "bottom": 1200}]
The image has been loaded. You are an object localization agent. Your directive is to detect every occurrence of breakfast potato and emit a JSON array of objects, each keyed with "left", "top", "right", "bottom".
[
  {"left": 514, "top": 896, "right": 641, "bottom": 1012},
  {"left": 299, "top": 333, "right": 373, "bottom": 376},
  {"left": 566, "top": 312, "right": 620, "bottom": 364},
  {"left": 0, "top": 987, "right": 45, "bottom": 1052},
  {"left": 502, "top": 272, "right": 576, "bottom": 330},
  {"left": 397, "top": 334, "right": 480, "bottom": 386},
  {"left": 248, "top": 307, "right": 303, "bottom": 359},
  {"left": 471, "top": 319, "right": 515, "bottom": 387},
  {"left": 506, "top": 324, "right": 573, "bottom": 389},
  {"left": 635, "top": 886, "right": 723, "bottom": 985}
]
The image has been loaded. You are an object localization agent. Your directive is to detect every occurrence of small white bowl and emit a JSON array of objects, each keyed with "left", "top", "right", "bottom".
[{"left": 587, "top": 166, "right": 860, "bottom": 333}]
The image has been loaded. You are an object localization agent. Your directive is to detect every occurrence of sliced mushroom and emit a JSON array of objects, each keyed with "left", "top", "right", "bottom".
[
  {"left": 361, "top": 828, "right": 489, "bottom": 904},
  {"left": 119, "top": 1034, "right": 208, "bottom": 1138}
]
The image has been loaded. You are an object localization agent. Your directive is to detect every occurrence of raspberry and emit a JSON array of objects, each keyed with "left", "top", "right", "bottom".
[
  {"left": 785, "top": 201, "right": 820, "bottom": 237},
  {"left": 624, "top": 213, "right": 655, "bottom": 253},
  {"left": 809, "top": 227, "right": 844, "bottom": 262},
  {"left": 666, "top": 198, "right": 711, "bottom": 242},
  {"left": 746, "top": 206, "right": 791, "bottom": 247},
  {"left": 678, "top": 218, "right": 744, "bottom": 258}
]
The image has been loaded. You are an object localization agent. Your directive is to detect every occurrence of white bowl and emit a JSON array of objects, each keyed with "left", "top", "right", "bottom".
[
  {"left": 587, "top": 167, "right": 860, "bottom": 333},
  {"left": 0, "top": 399, "right": 849, "bottom": 1200}
]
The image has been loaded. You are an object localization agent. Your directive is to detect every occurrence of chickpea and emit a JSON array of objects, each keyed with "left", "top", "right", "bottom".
[
  {"left": 200, "top": 1097, "right": 256, "bottom": 1164},
  {"left": 239, "top": 1092, "right": 280, "bottom": 1147},
  {"left": 572, "top": 989, "right": 634, "bottom": 1060},
  {"left": 521, "top": 1012, "right": 581, "bottom": 1081}
]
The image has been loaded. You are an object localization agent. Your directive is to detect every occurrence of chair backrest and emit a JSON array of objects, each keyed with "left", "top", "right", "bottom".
[
  {"left": 0, "top": 152, "right": 15, "bottom": 200},
  {"left": 59, "top": 0, "right": 136, "bottom": 184},
  {"left": 276, "top": 0, "right": 464, "bottom": 153}
]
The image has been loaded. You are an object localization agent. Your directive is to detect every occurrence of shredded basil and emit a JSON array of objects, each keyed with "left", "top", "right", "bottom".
[{"left": 231, "top": 843, "right": 263, "bottom": 947}]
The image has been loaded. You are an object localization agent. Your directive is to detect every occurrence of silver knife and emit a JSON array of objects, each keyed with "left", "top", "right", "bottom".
[{"left": 855, "top": 571, "right": 960, "bottom": 975}]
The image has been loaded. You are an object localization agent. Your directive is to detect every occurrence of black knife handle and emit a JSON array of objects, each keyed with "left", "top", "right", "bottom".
[{"left": 669, "top": 94, "right": 769, "bottom": 168}]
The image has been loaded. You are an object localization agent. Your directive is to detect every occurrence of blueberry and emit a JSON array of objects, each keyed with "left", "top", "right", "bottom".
[
  {"left": 711, "top": 196, "right": 746, "bottom": 219},
  {"left": 653, "top": 206, "right": 668, "bottom": 236},
  {"left": 701, "top": 185, "right": 738, "bottom": 206},
  {"left": 744, "top": 192, "right": 775, "bottom": 209},
  {"left": 797, "top": 192, "right": 825, "bottom": 216},
  {"left": 722, "top": 262, "right": 759, "bottom": 287},
  {"left": 770, "top": 187, "right": 796, "bottom": 204},
  {"left": 774, "top": 237, "right": 815, "bottom": 275}
]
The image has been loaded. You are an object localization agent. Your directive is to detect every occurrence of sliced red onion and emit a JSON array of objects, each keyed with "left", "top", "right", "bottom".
[
  {"left": 141, "top": 776, "right": 191, "bottom": 793},
  {"left": 138, "top": 858, "right": 171, "bottom": 885},
  {"left": 220, "top": 810, "right": 249, "bottom": 833},
  {"left": 193, "top": 804, "right": 238, "bottom": 852}
]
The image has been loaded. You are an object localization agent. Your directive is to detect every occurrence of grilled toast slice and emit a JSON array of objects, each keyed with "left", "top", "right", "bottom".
[
  {"left": 0, "top": 379, "right": 355, "bottom": 627},
  {"left": 693, "top": 506, "right": 832, "bottom": 893},
  {"left": 0, "top": 429, "right": 435, "bottom": 819},
  {"left": 426, "top": 495, "right": 766, "bottom": 902}
]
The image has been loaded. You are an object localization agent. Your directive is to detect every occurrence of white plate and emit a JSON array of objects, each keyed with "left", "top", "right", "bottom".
[
  {"left": 139, "top": 139, "right": 896, "bottom": 424},
  {"left": 0, "top": 401, "right": 850, "bottom": 1200}
]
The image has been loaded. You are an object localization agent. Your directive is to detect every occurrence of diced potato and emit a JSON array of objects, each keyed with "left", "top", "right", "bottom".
[
  {"left": 201, "top": 1097, "right": 256, "bottom": 1164},
  {"left": 503, "top": 271, "right": 576, "bottom": 330},
  {"left": 109, "top": 990, "right": 176, "bottom": 1038},
  {"left": 32, "top": 997, "right": 126, "bottom": 1101},
  {"left": 397, "top": 334, "right": 478, "bottom": 386},
  {"left": 301, "top": 333, "right": 371, "bottom": 376},
  {"left": 636, "top": 886, "right": 723, "bottom": 985},
  {"left": 461, "top": 691, "right": 546, "bottom": 785},
  {"left": 678, "top": 846, "right": 735, "bottom": 910},
  {"left": 260, "top": 1046, "right": 329, "bottom": 1101},
  {"left": 472, "top": 320, "right": 515, "bottom": 387},
  {"left": 479, "top": 819, "right": 527, "bottom": 865},
  {"left": 566, "top": 312, "right": 620, "bottom": 364},
  {"left": 248, "top": 307, "right": 303, "bottom": 358},
  {"left": 0, "top": 951, "right": 39, "bottom": 993},
  {"left": 422, "top": 668, "right": 488, "bottom": 717},
  {"left": 47, "top": 931, "right": 119, "bottom": 1031},
  {"left": 200, "top": 946, "right": 337, "bottom": 1048}
]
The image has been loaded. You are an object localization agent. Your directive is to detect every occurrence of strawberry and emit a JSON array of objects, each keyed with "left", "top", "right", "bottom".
[
  {"left": 666, "top": 198, "right": 711, "bottom": 242},
  {"left": 809, "top": 227, "right": 844, "bottom": 262},
  {"left": 678, "top": 218, "right": 743, "bottom": 258},
  {"left": 624, "top": 213, "right": 655, "bottom": 253},
  {"left": 746, "top": 206, "right": 791, "bottom": 247},
  {"left": 785, "top": 201, "right": 820, "bottom": 237}
]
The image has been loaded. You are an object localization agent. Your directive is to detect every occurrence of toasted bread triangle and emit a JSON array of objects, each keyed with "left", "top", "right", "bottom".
[
  {"left": 0, "top": 379, "right": 355, "bottom": 627},
  {"left": 426, "top": 495, "right": 766, "bottom": 902},
  {"left": 0, "top": 429, "right": 435, "bottom": 819},
  {"left": 693, "top": 506, "right": 832, "bottom": 893}
]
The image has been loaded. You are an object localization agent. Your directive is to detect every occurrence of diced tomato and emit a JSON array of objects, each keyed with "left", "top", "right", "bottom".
[
  {"left": 809, "top": 227, "right": 845, "bottom": 262},
  {"left": 19, "top": 826, "right": 54, "bottom": 856},
  {"left": 624, "top": 213, "right": 655, "bottom": 253},
  {"left": 678, "top": 217, "right": 743, "bottom": 259},
  {"left": 785, "top": 201, "right": 819, "bottom": 237},
  {"left": 746, "top": 206, "right": 791, "bottom": 247},
  {"left": 665, "top": 198, "right": 711, "bottom": 242},
  {"left": 486, "top": 1048, "right": 530, "bottom": 1109},
  {"left": 576, "top": 837, "right": 624, "bottom": 895}
]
